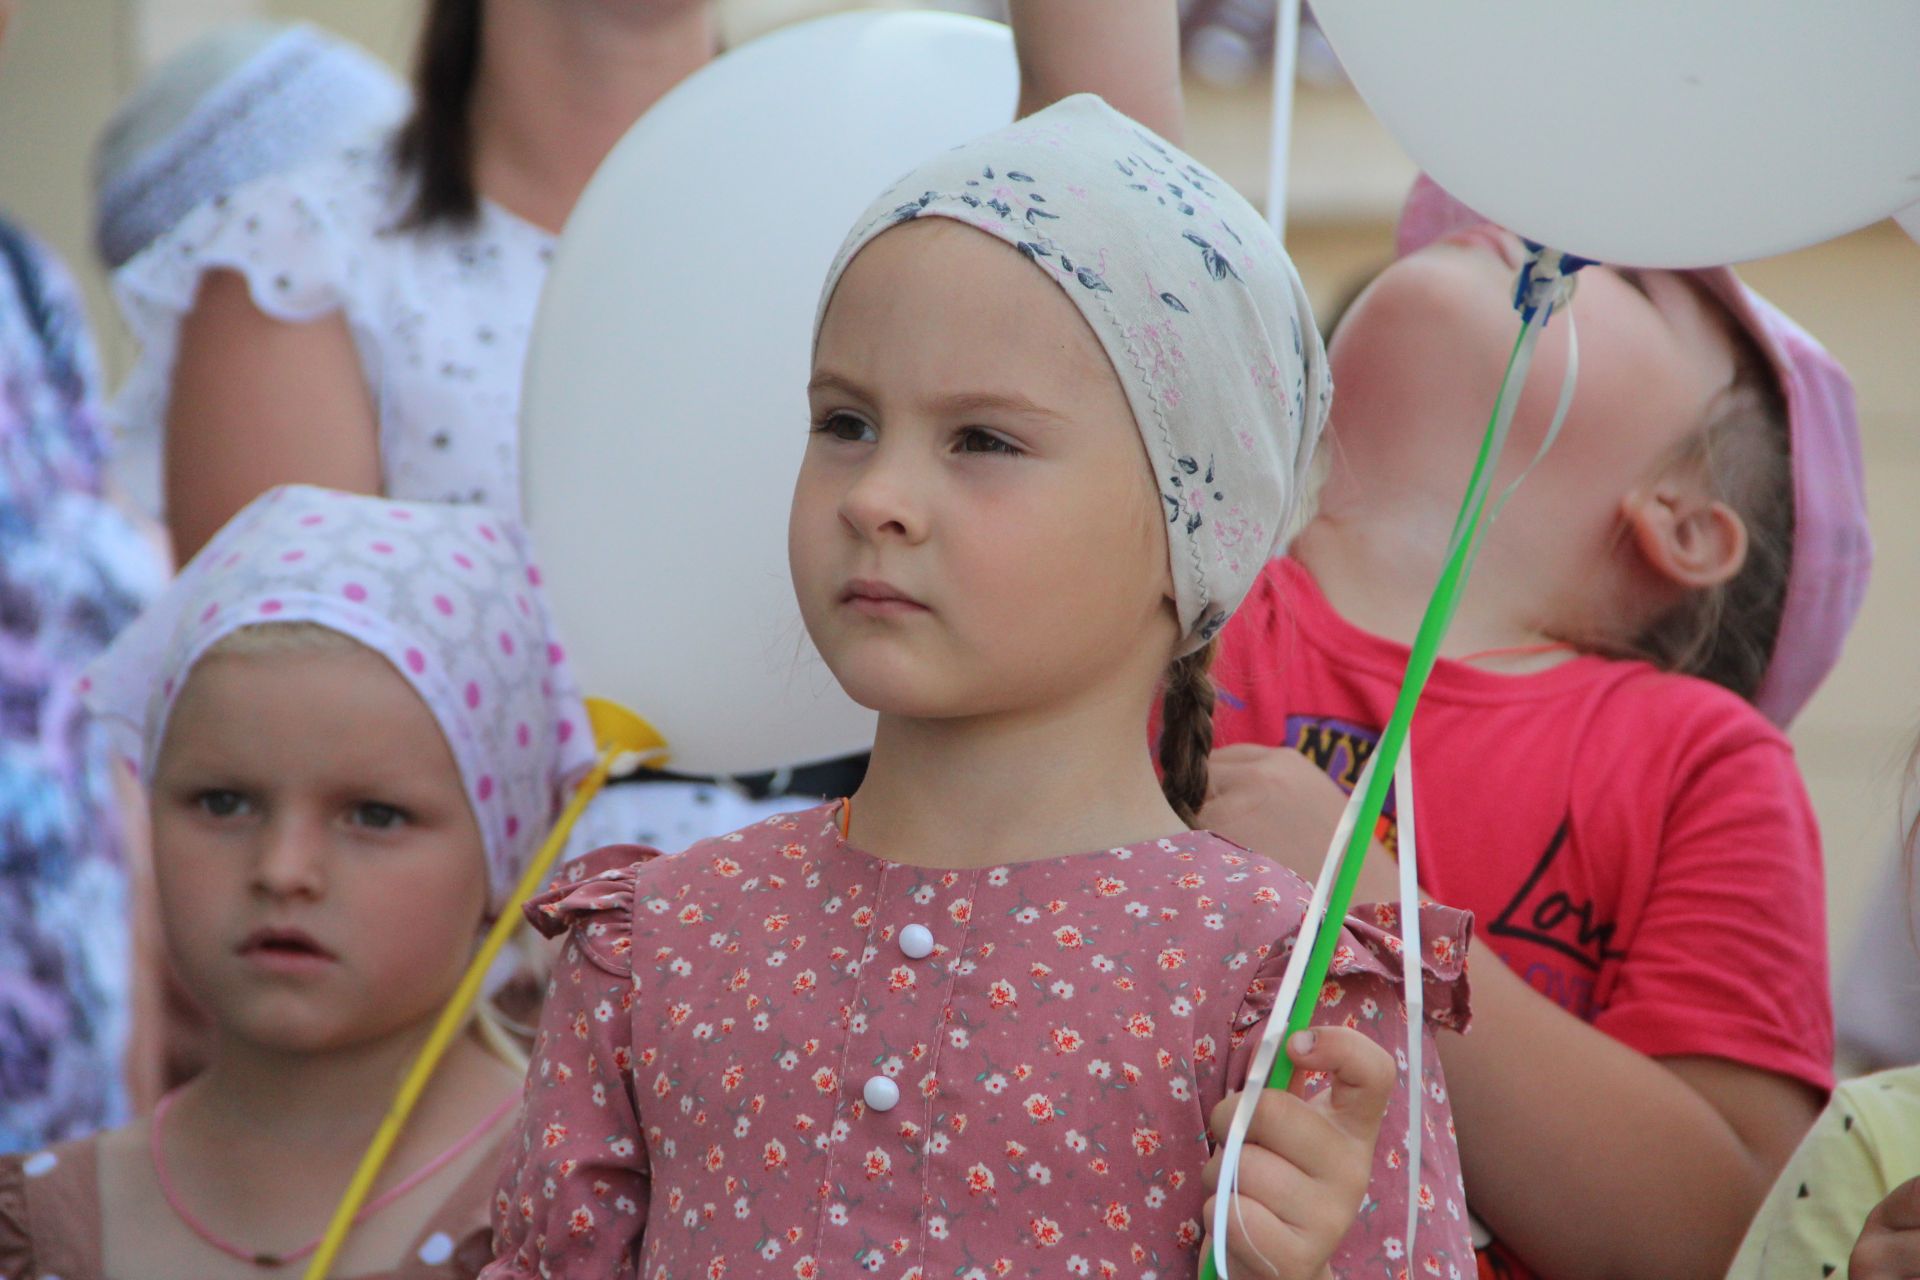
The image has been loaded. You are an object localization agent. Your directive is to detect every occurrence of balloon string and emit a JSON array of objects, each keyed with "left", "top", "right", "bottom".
[
  {"left": 300, "top": 748, "right": 620, "bottom": 1280},
  {"left": 1201, "top": 245, "right": 1581, "bottom": 1279}
]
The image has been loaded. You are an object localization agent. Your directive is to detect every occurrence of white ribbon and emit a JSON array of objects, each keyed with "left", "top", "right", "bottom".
[
  {"left": 1209, "top": 245, "right": 1583, "bottom": 1277},
  {"left": 1212, "top": 742, "right": 1426, "bottom": 1277}
]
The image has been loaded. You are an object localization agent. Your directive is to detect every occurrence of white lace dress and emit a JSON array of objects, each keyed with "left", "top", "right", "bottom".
[
  {"left": 110, "top": 141, "right": 810, "bottom": 853},
  {"left": 113, "top": 141, "right": 548, "bottom": 514}
]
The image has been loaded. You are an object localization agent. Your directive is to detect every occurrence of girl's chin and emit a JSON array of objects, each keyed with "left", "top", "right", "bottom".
[{"left": 826, "top": 655, "right": 971, "bottom": 722}]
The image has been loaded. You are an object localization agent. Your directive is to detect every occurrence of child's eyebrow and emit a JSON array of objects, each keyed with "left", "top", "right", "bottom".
[
  {"left": 925, "top": 389, "right": 1069, "bottom": 425},
  {"left": 807, "top": 371, "right": 872, "bottom": 401},
  {"left": 808, "top": 372, "right": 1066, "bottom": 426}
]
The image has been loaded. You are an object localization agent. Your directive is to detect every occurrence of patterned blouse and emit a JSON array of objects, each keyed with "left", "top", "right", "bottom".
[
  {"left": 483, "top": 803, "right": 1477, "bottom": 1279},
  {"left": 0, "top": 215, "right": 164, "bottom": 1153}
]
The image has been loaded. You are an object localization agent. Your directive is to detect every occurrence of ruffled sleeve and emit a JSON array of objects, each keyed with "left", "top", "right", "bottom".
[
  {"left": 481, "top": 845, "right": 659, "bottom": 1280},
  {"left": 1228, "top": 901, "right": 1466, "bottom": 1051},
  {"left": 107, "top": 146, "right": 384, "bottom": 514},
  {"left": 1226, "top": 901, "right": 1476, "bottom": 1276}
]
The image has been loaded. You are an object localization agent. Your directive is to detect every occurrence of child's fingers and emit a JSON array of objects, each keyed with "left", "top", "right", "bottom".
[
  {"left": 1209, "top": 743, "right": 1278, "bottom": 766},
  {"left": 1199, "top": 1196, "right": 1320, "bottom": 1280},
  {"left": 1286, "top": 1027, "right": 1395, "bottom": 1142},
  {"left": 1852, "top": 1181, "right": 1920, "bottom": 1280},
  {"left": 1851, "top": 1228, "right": 1920, "bottom": 1280},
  {"left": 1872, "top": 1175, "right": 1920, "bottom": 1232},
  {"left": 1211, "top": 1083, "right": 1352, "bottom": 1188}
]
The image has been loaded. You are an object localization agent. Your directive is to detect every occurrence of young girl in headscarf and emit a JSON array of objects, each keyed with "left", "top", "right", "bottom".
[
  {"left": 1200, "top": 176, "right": 1869, "bottom": 1279},
  {"left": 0, "top": 485, "right": 593, "bottom": 1280},
  {"left": 484, "top": 96, "right": 1475, "bottom": 1280}
]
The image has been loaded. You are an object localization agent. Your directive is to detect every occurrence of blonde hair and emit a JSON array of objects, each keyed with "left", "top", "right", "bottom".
[
  {"left": 474, "top": 1000, "right": 531, "bottom": 1073},
  {"left": 203, "top": 619, "right": 363, "bottom": 659}
]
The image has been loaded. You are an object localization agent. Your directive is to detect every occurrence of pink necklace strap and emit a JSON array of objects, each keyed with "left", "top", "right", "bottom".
[{"left": 149, "top": 1087, "right": 517, "bottom": 1268}]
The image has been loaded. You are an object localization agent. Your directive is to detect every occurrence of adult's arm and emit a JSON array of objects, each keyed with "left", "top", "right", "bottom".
[
  {"left": 163, "top": 269, "right": 380, "bottom": 561},
  {"left": 1008, "top": 0, "right": 1184, "bottom": 140}
]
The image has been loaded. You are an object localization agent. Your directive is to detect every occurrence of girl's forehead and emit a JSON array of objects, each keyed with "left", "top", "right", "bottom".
[
  {"left": 160, "top": 643, "right": 456, "bottom": 773},
  {"left": 819, "top": 217, "right": 1115, "bottom": 387}
]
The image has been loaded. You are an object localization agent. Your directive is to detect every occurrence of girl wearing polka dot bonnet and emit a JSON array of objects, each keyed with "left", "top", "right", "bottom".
[
  {"left": 488, "top": 96, "right": 1475, "bottom": 1280},
  {"left": 0, "top": 484, "right": 595, "bottom": 1280}
]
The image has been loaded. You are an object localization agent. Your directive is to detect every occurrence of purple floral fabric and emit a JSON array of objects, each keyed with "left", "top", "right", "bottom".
[{"left": 0, "top": 216, "right": 165, "bottom": 1152}]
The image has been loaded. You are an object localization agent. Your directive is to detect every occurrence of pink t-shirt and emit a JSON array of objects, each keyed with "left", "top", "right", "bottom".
[
  {"left": 1211, "top": 559, "right": 1834, "bottom": 1276},
  {"left": 483, "top": 803, "right": 1476, "bottom": 1280}
]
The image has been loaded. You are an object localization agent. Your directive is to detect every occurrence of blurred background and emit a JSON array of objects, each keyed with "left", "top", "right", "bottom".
[{"left": 2, "top": 0, "right": 1914, "bottom": 987}]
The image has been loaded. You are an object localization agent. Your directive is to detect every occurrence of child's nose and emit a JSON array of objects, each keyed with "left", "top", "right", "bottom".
[
  {"left": 250, "top": 816, "right": 328, "bottom": 899},
  {"left": 839, "top": 445, "right": 929, "bottom": 544}
]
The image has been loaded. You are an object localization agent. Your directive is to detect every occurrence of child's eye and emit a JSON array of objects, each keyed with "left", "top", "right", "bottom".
[
  {"left": 811, "top": 412, "right": 877, "bottom": 443},
  {"left": 195, "top": 790, "right": 253, "bottom": 819},
  {"left": 956, "top": 427, "right": 1022, "bottom": 456},
  {"left": 350, "top": 802, "right": 409, "bottom": 831}
]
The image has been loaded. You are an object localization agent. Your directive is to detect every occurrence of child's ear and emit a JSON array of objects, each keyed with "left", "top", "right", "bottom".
[{"left": 1621, "top": 485, "right": 1749, "bottom": 589}]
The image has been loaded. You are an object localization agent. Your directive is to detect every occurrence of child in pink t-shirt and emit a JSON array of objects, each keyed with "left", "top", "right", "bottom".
[{"left": 1202, "top": 176, "right": 1869, "bottom": 1280}]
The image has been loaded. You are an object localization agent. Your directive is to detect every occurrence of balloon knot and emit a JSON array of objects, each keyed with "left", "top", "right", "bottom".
[{"left": 1513, "top": 240, "right": 1592, "bottom": 324}]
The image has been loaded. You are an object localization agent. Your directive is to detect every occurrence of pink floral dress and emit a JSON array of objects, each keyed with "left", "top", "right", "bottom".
[{"left": 484, "top": 804, "right": 1474, "bottom": 1280}]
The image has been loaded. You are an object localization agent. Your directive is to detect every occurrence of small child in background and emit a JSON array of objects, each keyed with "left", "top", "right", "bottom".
[
  {"left": 484, "top": 95, "right": 1475, "bottom": 1280},
  {"left": 90, "top": 18, "right": 410, "bottom": 1095},
  {"left": 1727, "top": 757, "right": 1920, "bottom": 1280},
  {"left": 1202, "top": 175, "right": 1869, "bottom": 1279},
  {"left": 0, "top": 485, "right": 592, "bottom": 1280}
]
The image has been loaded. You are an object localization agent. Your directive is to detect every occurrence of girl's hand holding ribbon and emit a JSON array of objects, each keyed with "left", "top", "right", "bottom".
[{"left": 1200, "top": 1027, "right": 1397, "bottom": 1279}]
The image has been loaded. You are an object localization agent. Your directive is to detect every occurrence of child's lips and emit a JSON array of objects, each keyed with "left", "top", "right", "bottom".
[
  {"left": 236, "top": 926, "right": 339, "bottom": 974},
  {"left": 841, "top": 578, "right": 930, "bottom": 616}
]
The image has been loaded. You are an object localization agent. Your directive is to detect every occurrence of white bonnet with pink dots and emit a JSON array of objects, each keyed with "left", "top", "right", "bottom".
[{"left": 81, "top": 485, "right": 595, "bottom": 909}]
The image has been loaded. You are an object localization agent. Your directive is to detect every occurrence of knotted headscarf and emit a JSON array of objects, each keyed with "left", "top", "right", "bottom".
[
  {"left": 81, "top": 486, "right": 595, "bottom": 910},
  {"left": 817, "top": 94, "right": 1331, "bottom": 652}
]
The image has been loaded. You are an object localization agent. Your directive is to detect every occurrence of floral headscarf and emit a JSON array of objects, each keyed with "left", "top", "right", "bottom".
[{"left": 817, "top": 94, "right": 1331, "bottom": 652}]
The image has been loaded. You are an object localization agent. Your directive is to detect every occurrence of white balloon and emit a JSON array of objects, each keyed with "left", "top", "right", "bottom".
[
  {"left": 522, "top": 12, "right": 1017, "bottom": 775},
  {"left": 1309, "top": 0, "right": 1920, "bottom": 266}
]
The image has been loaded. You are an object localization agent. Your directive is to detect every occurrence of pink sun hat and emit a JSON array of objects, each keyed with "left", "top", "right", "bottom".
[{"left": 1396, "top": 174, "right": 1872, "bottom": 728}]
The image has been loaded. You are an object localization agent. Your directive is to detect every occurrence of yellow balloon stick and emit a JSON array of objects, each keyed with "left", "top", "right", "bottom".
[{"left": 301, "top": 699, "right": 665, "bottom": 1280}]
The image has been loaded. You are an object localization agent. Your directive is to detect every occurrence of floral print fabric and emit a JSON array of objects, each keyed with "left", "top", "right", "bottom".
[
  {"left": 485, "top": 804, "right": 1475, "bottom": 1279},
  {"left": 0, "top": 217, "right": 166, "bottom": 1152}
]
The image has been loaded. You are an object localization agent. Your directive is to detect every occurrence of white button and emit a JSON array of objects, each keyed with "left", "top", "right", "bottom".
[
  {"left": 863, "top": 1075, "right": 901, "bottom": 1112},
  {"left": 898, "top": 924, "right": 935, "bottom": 960}
]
